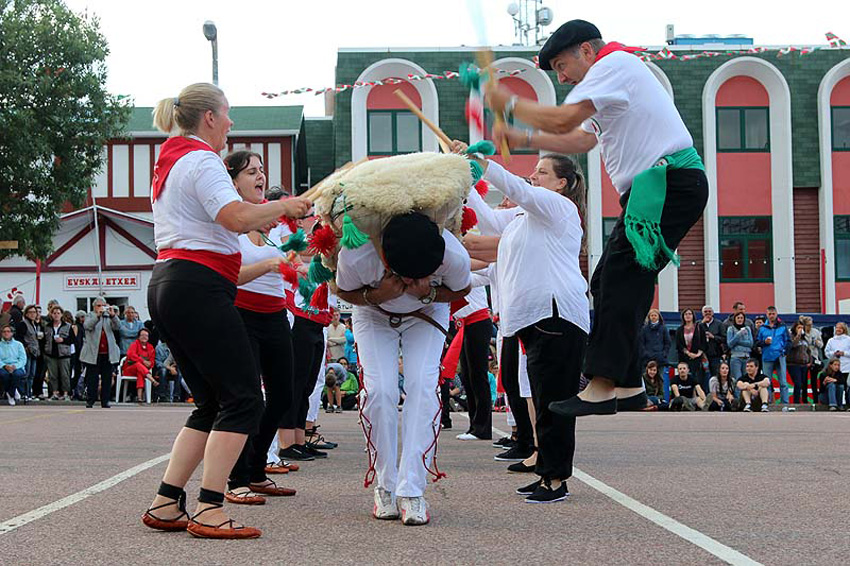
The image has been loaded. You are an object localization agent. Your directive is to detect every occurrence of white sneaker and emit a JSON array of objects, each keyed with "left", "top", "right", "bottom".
[
  {"left": 6, "top": 393, "right": 15, "bottom": 406},
  {"left": 743, "top": 403, "right": 752, "bottom": 412},
  {"left": 373, "top": 487, "right": 399, "bottom": 520},
  {"left": 13, "top": 389, "right": 21, "bottom": 401},
  {"left": 760, "top": 404, "right": 769, "bottom": 412},
  {"left": 456, "top": 433, "right": 483, "bottom": 441},
  {"left": 399, "top": 496, "right": 430, "bottom": 526}
]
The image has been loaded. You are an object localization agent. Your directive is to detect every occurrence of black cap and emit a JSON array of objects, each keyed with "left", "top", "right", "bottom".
[
  {"left": 382, "top": 212, "right": 445, "bottom": 280},
  {"left": 538, "top": 19, "right": 602, "bottom": 71}
]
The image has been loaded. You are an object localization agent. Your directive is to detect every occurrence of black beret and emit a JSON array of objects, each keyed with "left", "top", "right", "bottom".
[
  {"left": 538, "top": 19, "right": 602, "bottom": 71},
  {"left": 382, "top": 212, "right": 445, "bottom": 280}
]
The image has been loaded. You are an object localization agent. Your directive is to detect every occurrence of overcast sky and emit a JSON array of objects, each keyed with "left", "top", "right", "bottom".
[{"left": 64, "top": 0, "right": 843, "bottom": 117}]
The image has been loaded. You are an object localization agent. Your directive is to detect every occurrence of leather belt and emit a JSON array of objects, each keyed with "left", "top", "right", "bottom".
[{"left": 376, "top": 306, "right": 448, "bottom": 337}]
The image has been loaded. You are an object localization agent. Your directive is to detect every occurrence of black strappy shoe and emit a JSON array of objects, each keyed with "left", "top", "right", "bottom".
[
  {"left": 142, "top": 483, "right": 189, "bottom": 531},
  {"left": 186, "top": 502, "right": 262, "bottom": 539}
]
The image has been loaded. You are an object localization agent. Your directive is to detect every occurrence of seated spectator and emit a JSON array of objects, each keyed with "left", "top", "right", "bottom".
[
  {"left": 338, "top": 358, "right": 360, "bottom": 410},
  {"left": 324, "top": 360, "right": 348, "bottom": 413},
  {"left": 708, "top": 361, "right": 735, "bottom": 411},
  {"left": 155, "top": 340, "right": 186, "bottom": 402},
  {"left": 643, "top": 360, "right": 665, "bottom": 408},
  {"left": 817, "top": 358, "right": 846, "bottom": 411},
  {"left": 639, "top": 309, "right": 672, "bottom": 401},
  {"left": 669, "top": 361, "right": 706, "bottom": 411},
  {"left": 726, "top": 311, "right": 754, "bottom": 383},
  {"left": 736, "top": 358, "right": 771, "bottom": 412},
  {"left": 824, "top": 322, "right": 850, "bottom": 406},
  {"left": 0, "top": 324, "right": 27, "bottom": 405},
  {"left": 122, "top": 328, "right": 158, "bottom": 403},
  {"left": 446, "top": 373, "right": 467, "bottom": 412}
]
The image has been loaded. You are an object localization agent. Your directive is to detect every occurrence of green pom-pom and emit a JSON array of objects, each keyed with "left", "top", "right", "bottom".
[
  {"left": 466, "top": 140, "right": 496, "bottom": 156},
  {"left": 280, "top": 229, "right": 307, "bottom": 253},
  {"left": 340, "top": 214, "right": 370, "bottom": 249},
  {"left": 297, "top": 277, "right": 317, "bottom": 307},
  {"left": 308, "top": 255, "right": 334, "bottom": 284},
  {"left": 469, "top": 160, "right": 484, "bottom": 182},
  {"left": 459, "top": 62, "right": 480, "bottom": 91}
]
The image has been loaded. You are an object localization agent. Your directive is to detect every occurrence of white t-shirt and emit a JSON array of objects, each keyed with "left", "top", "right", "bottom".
[
  {"left": 153, "top": 139, "right": 242, "bottom": 255},
  {"left": 237, "top": 224, "right": 293, "bottom": 298},
  {"left": 454, "top": 284, "right": 489, "bottom": 319},
  {"left": 335, "top": 230, "right": 472, "bottom": 314},
  {"left": 566, "top": 51, "right": 693, "bottom": 195},
  {"left": 483, "top": 161, "right": 589, "bottom": 337}
]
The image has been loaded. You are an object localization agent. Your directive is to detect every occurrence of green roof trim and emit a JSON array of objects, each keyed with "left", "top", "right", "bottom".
[{"left": 126, "top": 105, "right": 305, "bottom": 134}]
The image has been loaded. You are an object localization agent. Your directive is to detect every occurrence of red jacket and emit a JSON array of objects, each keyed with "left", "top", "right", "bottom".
[{"left": 127, "top": 340, "right": 155, "bottom": 368}]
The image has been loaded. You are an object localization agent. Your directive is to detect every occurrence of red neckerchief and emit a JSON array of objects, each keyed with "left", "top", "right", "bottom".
[
  {"left": 151, "top": 136, "right": 216, "bottom": 202},
  {"left": 595, "top": 41, "right": 645, "bottom": 62}
]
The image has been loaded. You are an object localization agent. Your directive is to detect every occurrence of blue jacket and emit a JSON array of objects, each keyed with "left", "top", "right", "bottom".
[
  {"left": 118, "top": 319, "right": 144, "bottom": 355},
  {"left": 0, "top": 337, "right": 27, "bottom": 369},
  {"left": 726, "top": 325, "right": 754, "bottom": 358},
  {"left": 756, "top": 321, "right": 789, "bottom": 362},
  {"left": 639, "top": 321, "right": 672, "bottom": 366}
]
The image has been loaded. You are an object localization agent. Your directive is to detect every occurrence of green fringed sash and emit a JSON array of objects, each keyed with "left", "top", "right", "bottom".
[{"left": 624, "top": 146, "right": 704, "bottom": 271}]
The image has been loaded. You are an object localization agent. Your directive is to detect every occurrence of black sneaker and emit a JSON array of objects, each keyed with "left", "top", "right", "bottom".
[
  {"left": 525, "top": 480, "right": 569, "bottom": 504},
  {"left": 302, "top": 443, "right": 328, "bottom": 459},
  {"left": 494, "top": 446, "right": 535, "bottom": 462},
  {"left": 493, "top": 436, "right": 517, "bottom": 449},
  {"left": 507, "top": 461, "right": 536, "bottom": 473},
  {"left": 515, "top": 479, "right": 542, "bottom": 496},
  {"left": 279, "top": 445, "right": 315, "bottom": 462}
]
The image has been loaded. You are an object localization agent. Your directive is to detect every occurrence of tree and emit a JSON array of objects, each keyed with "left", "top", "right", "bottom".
[{"left": 0, "top": 0, "right": 131, "bottom": 260}]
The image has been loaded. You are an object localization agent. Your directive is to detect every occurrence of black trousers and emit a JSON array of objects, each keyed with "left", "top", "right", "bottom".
[
  {"left": 229, "top": 307, "right": 295, "bottom": 488},
  {"left": 85, "top": 353, "right": 113, "bottom": 407},
  {"left": 460, "top": 319, "right": 494, "bottom": 439},
  {"left": 500, "top": 335, "right": 534, "bottom": 450},
  {"left": 517, "top": 315, "right": 586, "bottom": 481},
  {"left": 283, "top": 316, "right": 325, "bottom": 430},
  {"left": 148, "top": 259, "right": 263, "bottom": 434},
  {"left": 585, "top": 168, "right": 709, "bottom": 387},
  {"left": 70, "top": 352, "right": 82, "bottom": 396}
]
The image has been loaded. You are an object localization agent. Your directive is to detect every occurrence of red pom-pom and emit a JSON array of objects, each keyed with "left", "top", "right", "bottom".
[
  {"left": 461, "top": 206, "right": 478, "bottom": 234},
  {"left": 474, "top": 179, "right": 489, "bottom": 197},
  {"left": 278, "top": 215, "right": 298, "bottom": 234},
  {"left": 279, "top": 262, "right": 299, "bottom": 288},
  {"left": 309, "top": 282, "right": 329, "bottom": 311},
  {"left": 465, "top": 99, "right": 485, "bottom": 132},
  {"left": 308, "top": 224, "right": 339, "bottom": 255}
]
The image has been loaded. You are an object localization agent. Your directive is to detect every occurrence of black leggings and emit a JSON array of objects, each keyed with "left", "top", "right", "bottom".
[
  {"left": 517, "top": 314, "right": 586, "bottom": 481},
  {"left": 500, "top": 335, "right": 534, "bottom": 450},
  {"left": 585, "top": 168, "right": 708, "bottom": 387},
  {"left": 460, "top": 319, "right": 494, "bottom": 439},
  {"left": 282, "top": 316, "right": 325, "bottom": 430},
  {"left": 229, "top": 307, "right": 295, "bottom": 488},
  {"left": 147, "top": 259, "right": 263, "bottom": 434}
]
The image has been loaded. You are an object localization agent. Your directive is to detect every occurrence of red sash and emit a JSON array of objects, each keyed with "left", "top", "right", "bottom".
[
  {"left": 157, "top": 249, "right": 241, "bottom": 285},
  {"left": 151, "top": 136, "right": 216, "bottom": 202},
  {"left": 594, "top": 41, "right": 645, "bottom": 62},
  {"left": 285, "top": 290, "right": 333, "bottom": 326},
  {"left": 235, "top": 288, "right": 287, "bottom": 313},
  {"left": 440, "top": 308, "right": 491, "bottom": 382}
]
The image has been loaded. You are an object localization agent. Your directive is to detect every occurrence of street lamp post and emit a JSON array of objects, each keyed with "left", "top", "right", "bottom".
[{"left": 202, "top": 20, "right": 218, "bottom": 86}]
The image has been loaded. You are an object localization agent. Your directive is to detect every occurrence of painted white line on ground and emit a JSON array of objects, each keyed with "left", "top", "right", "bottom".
[
  {"left": 456, "top": 412, "right": 764, "bottom": 566},
  {"left": 0, "top": 453, "right": 170, "bottom": 535}
]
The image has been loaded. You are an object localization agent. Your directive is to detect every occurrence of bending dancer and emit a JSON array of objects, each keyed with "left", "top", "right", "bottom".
[
  {"left": 224, "top": 150, "right": 297, "bottom": 505},
  {"left": 458, "top": 143, "right": 589, "bottom": 502},
  {"left": 142, "top": 83, "right": 309, "bottom": 539},
  {"left": 336, "top": 212, "right": 471, "bottom": 525},
  {"left": 486, "top": 19, "right": 708, "bottom": 416}
]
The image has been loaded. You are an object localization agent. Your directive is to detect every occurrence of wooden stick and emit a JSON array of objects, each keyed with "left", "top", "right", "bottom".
[
  {"left": 393, "top": 89, "right": 452, "bottom": 153},
  {"left": 476, "top": 49, "right": 512, "bottom": 164}
]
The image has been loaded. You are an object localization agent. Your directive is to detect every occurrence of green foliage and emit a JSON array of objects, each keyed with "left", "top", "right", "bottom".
[{"left": 0, "top": 0, "right": 131, "bottom": 259}]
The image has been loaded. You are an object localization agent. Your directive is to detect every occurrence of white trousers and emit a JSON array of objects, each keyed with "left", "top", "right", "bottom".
[
  {"left": 306, "top": 326, "right": 328, "bottom": 423},
  {"left": 354, "top": 304, "right": 447, "bottom": 498}
]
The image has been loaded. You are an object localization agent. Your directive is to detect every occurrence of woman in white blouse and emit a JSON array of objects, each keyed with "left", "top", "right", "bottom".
[{"left": 455, "top": 142, "right": 589, "bottom": 504}]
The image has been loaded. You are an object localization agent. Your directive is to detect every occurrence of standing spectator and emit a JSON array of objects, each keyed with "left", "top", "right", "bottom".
[
  {"left": 757, "top": 307, "right": 790, "bottom": 404},
  {"left": 343, "top": 317, "right": 358, "bottom": 368},
  {"left": 675, "top": 308, "right": 707, "bottom": 391},
  {"left": 736, "top": 358, "right": 771, "bottom": 412},
  {"left": 669, "top": 361, "right": 706, "bottom": 411},
  {"left": 726, "top": 312, "right": 753, "bottom": 383},
  {"left": 17, "top": 304, "right": 42, "bottom": 401},
  {"left": 708, "top": 361, "right": 735, "bottom": 411},
  {"left": 80, "top": 298, "right": 120, "bottom": 408},
  {"left": 786, "top": 321, "right": 812, "bottom": 404},
  {"left": 642, "top": 360, "right": 665, "bottom": 408},
  {"left": 817, "top": 358, "right": 846, "bottom": 411},
  {"left": 9, "top": 295, "right": 25, "bottom": 328},
  {"left": 698, "top": 305, "right": 724, "bottom": 380},
  {"left": 32, "top": 305, "right": 49, "bottom": 398},
  {"left": 326, "top": 310, "right": 346, "bottom": 362},
  {"left": 44, "top": 305, "right": 72, "bottom": 401},
  {"left": 721, "top": 301, "right": 755, "bottom": 337},
  {"left": 752, "top": 316, "right": 766, "bottom": 368},
  {"left": 800, "top": 316, "right": 824, "bottom": 404},
  {"left": 638, "top": 309, "right": 671, "bottom": 400},
  {"left": 123, "top": 328, "right": 158, "bottom": 403},
  {"left": 0, "top": 324, "right": 26, "bottom": 405},
  {"left": 117, "top": 306, "right": 144, "bottom": 357},
  {"left": 824, "top": 322, "right": 850, "bottom": 407},
  {"left": 70, "top": 310, "right": 86, "bottom": 400}
]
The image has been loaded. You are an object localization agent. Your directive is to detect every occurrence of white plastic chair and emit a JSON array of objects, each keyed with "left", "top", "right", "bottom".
[{"left": 115, "top": 356, "right": 151, "bottom": 403}]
